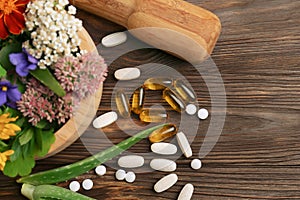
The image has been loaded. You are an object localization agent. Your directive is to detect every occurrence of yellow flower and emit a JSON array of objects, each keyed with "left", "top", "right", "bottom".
[
  {"left": 0, "top": 150, "right": 14, "bottom": 171},
  {"left": 0, "top": 113, "right": 21, "bottom": 140}
]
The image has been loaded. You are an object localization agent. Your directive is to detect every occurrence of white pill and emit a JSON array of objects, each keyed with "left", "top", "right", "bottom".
[
  {"left": 176, "top": 132, "right": 193, "bottom": 158},
  {"left": 198, "top": 108, "right": 209, "bottom": 120},
  {"left": 82, "top": 179, "right": 93, "bottom": 190},
  {"left": 154, "top": 174, "right": 178, "bottom": 193},
  {"left": 95, "top": 165, "right": 106, "bottom": 176},
  {"left": 115, "top": 169, "right": 127, "bottom": 181},
  {"left": 69, "top": 181, "right": 80, "bottom": 192},
  {"left": 150, "top": 159, "right": 177, "bottom": 172},
  {"left": 151, "top": 142, "right": 177, "bottom": 155},
  {"left": 118, "top": 155, "right": 144, "bottom": 168},
  {"left": 191, "top": 159, "right": 202, "bottom": 170},
  {"left": 114, "top": 67, "right": 141, "bottom": 81},
  {"left": 177, "top": 183, "right": 194, "bottom": 200},
  {"left": 93, "top": 111, "right": 118, "bottom": 129},
  {"left": 101, "top": 32, "right": 127, "bottom": 47},
  {"left": 125, "top": 171, "right": 136, "bottom": 183},
  {"left": 185, "top": 104, "right": 197, "bottom": 115}
]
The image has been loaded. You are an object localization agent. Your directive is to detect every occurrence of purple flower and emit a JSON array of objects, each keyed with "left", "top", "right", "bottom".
[
  {"left": 9, "top": 48, "right": 38, "bottom": 77},
  {"left": 0, "top": 80, "right": 22, "bottom": 108}
]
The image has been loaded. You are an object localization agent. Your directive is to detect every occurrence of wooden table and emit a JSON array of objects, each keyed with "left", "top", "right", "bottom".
[{"left": 1, "top": 0, "right": 299, "bottom": 199}]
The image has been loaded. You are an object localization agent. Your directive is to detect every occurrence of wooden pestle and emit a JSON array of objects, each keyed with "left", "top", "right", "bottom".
[{"left": 72, "top": 0, "right": 221, "bottom": 63}]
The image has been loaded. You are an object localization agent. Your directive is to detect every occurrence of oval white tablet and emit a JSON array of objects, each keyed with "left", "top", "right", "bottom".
[
  {"left": 95, "top": 165, "right": 106, "bottom": 176},
  {"left": 125, "top": 171, "right": 136, "bottom": 183},
  {"left": 82, "top": 179, "right": 93, "bottom": 190},
  {"left": 151, "top": 142, "right": 177, "bottom": 155},
  {"left": 191, "top": 159, "right": 202, "bottom": 170},
  {"left": 93, "top": 111, "right": 118, "bottom": 129},
  {"left": 114, "top": 67, "right": 141, "bottom": 81},
  {"left": 101, "top": 32, "right": 127, "bottom": 47},
  {"left": 177, "top": 183, "right": 194, "bottom": 200},
  {"left": 69, "top": 181, "right": 80, "bottom": 192},
  {"left": 115, "top": 169, "right": 126, "bottom": 181},
  {"left": 185, "top": 104, "right": 197, "bottom": 115},
  {"left": 150, "top": 159, "right": 177, "bottom": 172},
  {"left": 198, "top": 108, "right": 209, "bottom": 120},
  {"left": 118, "top": 155, "right": 144, "bottom": 168},
  {"left": 154, "top": 174, "right": 178, "bottom": 193},
  {"left": 176, "top": 132, "right": 192, "bottom": 158}
]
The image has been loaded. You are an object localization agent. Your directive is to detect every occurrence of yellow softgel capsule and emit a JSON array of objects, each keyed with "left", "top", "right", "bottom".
[
  {"left": 132, "top": 87, "right": 145, "bottom": 114},
  {"left": 139, "top": 109, "right": 168, "bottom": 122},
  {"left": 149, "top": 124, "right": 177, "bottom": 143},
  {"left": 144, "top": 77, "right": 172, "bottom": 90},
  {"left": 115, "top": 90, "right": 131, "bottom": 118},
  {"left": 163, "top": 88, "right": 186, "bottom": 113},
  {"left": 174, "top": 79, "right": 196, "bottom": 103}
]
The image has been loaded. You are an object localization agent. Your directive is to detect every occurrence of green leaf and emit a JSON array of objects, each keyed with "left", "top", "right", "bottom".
[
  {"left": 0, "top": 140, "right": 8, "bottom": 152},
  {"left": 19, "top": 128, "right": 34, "bottom": 146},
  {"left": 30, "top": 68, "right": 66, "bottom": 97},
  {"left": 9, "top": 138, "right": 22, "bottom": 162},
  {"left": 0, "top": 42, "right": 22, "bottom": 70},
  {"left": 35, "top": 119, "right": 49, "bottom": 129},
  {"left": 0, "top": 63, "right": 7, "bottom": 77},
  {"left": 34, "top": 128, "right": 55, "bottom": 157},
  {"left": 3, "top": 154, "right": 35, "bottom": 177}
]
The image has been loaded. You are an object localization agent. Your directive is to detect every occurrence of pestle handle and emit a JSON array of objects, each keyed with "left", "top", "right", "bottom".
[{"left": 72, "top": 0, "right": 221, "bottom": 62}]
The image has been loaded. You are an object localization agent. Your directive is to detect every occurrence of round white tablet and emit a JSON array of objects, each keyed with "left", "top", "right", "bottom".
[
  {"left": 82, "top": 179, "right": 93, "bottom": 190},
  {"left": 198, "top": 108, "right": 209, "bottom": 120},
  {"left": 125, "top": 171, "right": 136, "bottom": 183},
  {"left": 185, "top": 104, "right": 197, "bottom": 115},
  {"left": 69, "top": 181, "right": 80, "bottom": 192},
  {"left": 115, "top": 169, "right": 126, "bottom": 181},
  {"left": 95, "top": 165, "right": 106, "bottom": 176},
  {"left": 191, "top": 159, "right": 202, "bottom": 170}
]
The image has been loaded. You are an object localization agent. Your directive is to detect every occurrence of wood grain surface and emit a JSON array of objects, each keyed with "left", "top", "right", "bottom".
[{"left": 1, "top": 0, "right": 299, "bottom": 199}]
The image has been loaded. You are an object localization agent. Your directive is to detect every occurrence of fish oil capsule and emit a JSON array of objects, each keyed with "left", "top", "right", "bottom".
[
  {"left": 144, "top": 77, "right": 172, "bottom": 90},
  {"left": 115, "top": 90, "right": 131, "bottom": 118},
  {"left": 139, "top": 109, "right": 168, "bottom": 122},
  {"left": 174, "top": 79, "right": 196, "bottom": 102},
  {"left": 163, "top": 88, "right": 186, "bottom": 113},
  {"left": 132, "top": 87, "right": 145, "bottom": 114},
  {"left": 149, "top": 124, "right": 177, "bottom": 143}
]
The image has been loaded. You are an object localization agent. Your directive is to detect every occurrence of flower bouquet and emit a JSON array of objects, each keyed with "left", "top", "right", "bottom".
[{"left": 0, "top": 0, "right": 107, "bottom": 177}]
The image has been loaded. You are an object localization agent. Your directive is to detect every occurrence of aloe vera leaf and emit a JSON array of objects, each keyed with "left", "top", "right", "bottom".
[
  {"left": 17, "top": 124, "right": 168, "bottom": 185},
  {"left": 21, "top": 184, "right": 95, "bottom": 200},
  {"left": 30, "top": 68, "right": 66, "bottom": 97}
]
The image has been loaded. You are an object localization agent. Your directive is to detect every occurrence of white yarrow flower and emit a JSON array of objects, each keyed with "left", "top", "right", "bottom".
[{"left": 24, "top": 0, "right": 82, "bottom": 69}]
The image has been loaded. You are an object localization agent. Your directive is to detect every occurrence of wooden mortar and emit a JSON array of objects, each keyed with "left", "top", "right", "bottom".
[{"left": 71, "top": 0, "right": 221, "bottom": 63}]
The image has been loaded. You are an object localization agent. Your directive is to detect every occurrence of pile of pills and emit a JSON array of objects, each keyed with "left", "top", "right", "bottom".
[{"left": 71, "top": 32, "right": 210, "bottom": 199}]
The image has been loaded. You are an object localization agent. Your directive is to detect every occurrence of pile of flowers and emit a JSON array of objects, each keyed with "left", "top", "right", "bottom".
[{"left": 0, "top": 0, "right": 107, "bottom": 177}]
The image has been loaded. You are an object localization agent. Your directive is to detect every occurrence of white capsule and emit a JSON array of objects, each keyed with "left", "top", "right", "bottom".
[
  {"left": 101, "top": 32, "right": 127, "bottom": 47},
  {"left": 177, "top": 183, "right": 194, "bottom": 200},
  {"left": 125, "top": 171, "right": 136, "bottom": 183},
  {"left": 185, "top": 104, "right": 197, "bottom": 115},
  {"left": 93, "top": 111, "right": 118, "bottom": 129},
  {"left": 69, "top": 181, "right": 80, "bottom": 192},
  {"left": 151, "top": 142, "right": 177, "bottom": 155},
  {"left": 191, "top": 159, "right": 202, "bottom": 170},
  {"left": 115, "top": 169, "right": 127, "bottom": 181},
  {"left": 150, "top": 159, "right": 177, "bottom": 172},
  {"left": 176, "top": 132, "right": 193, "bottom": 158},
  {"left": 198, "top": 108, "right": 209, "bottom": 120},
  {"left": 154, "top": 174, "right": 178, "bottom": 193},
  {"left": 82, "top": 179, "right": 93, "bottom": 190},
  {"left": 114, "top": 67, "right": 141, "bottom": 81},
  {"left": 95, "top": 165, "right": 106, "bottom": 176},
  {"left": 118, "top": 155, "right": 144, "bottom": 168}
]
